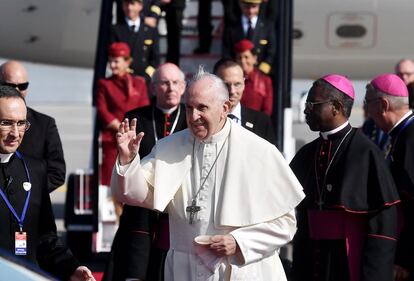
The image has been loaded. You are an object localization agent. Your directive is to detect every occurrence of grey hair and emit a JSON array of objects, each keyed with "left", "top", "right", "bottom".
[
  {"left": 366, "top": 83, "right": 409, "bottom": 109},
  {"left": 185, "top": 65, "right": 229, "bottom": 103}
]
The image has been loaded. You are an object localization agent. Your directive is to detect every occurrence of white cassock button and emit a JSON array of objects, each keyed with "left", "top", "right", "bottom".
[
  {"left": 326, "top": 184, "right": 332, "bottom": 192},
  {"left": 23, "top": 182, "right": 31, "bottom": 191}
]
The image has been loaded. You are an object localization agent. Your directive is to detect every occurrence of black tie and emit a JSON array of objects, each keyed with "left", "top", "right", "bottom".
[
  {"left": 130, "top": 25, "right": 136, "bottom": 32},
  {"left": 246, "top": 19, "right": 253, "bottom": 40},
  {"left": 228, "top": 114, "right": 237, "bottom": 121}
]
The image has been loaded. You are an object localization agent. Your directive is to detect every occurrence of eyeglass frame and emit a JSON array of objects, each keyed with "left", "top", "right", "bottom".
[
  {"left": 0, "top": 119, "right": 31, "bottom": 132},
  {"left": 304, "top": 100, "right": 332, "bottom": 110},
  {"left": 1, "top": 82, "right": 29, "bottom": 92}
]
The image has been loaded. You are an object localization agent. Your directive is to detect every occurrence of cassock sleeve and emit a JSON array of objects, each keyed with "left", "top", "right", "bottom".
[
  {"left": 111, "top": 154, "right": 154, "bottom": 209},
  {"left": 361, "top": 205, "right": 398, "bottom": 281},
  {"left": 229, "top": 210, "right": 297, "bottom": 265}
]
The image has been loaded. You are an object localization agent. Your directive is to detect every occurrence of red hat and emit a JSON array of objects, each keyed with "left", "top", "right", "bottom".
[
  {"left": 370, "top": 73, "right": 408, "bottom": 97},
  {"left": 234, "top": 39, "right": 254, "bottom": 54},
  {"left": 321, "top": 74, "right": 355, "bottom": 99},
  {"left": 108, "top": 42, "right": 130, "bottom": 58}
]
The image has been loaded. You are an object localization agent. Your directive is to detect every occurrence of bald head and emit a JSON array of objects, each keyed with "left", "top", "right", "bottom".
[
  {"left": 395, "top": 59, "right": 414, "bottom": 85},
  {"left": 0, "top": 61, "right": 29, "bottom": 98}
]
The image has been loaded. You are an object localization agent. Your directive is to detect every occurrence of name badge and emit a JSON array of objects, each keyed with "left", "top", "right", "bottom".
[{"left": 15, "top": 232, "right": 27, "bottom": 255}]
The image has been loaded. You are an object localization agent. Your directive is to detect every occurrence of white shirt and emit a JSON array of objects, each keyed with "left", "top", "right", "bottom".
[
  {"left": 241, "top": 15, "right": 258, "bottom": 36},
  {"left": 0, "top": 153, "right": 13, "bottom": 163},
  {"left": 229, "top": 103, "right": 242, "bottom": 125},
  {"left": 125, "top": 16, "right": 141, "bottom": 32}
]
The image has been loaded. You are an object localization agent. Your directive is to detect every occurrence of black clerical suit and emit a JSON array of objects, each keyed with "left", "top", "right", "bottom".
[
  {"left": 222, "top": 15, "right": 276, "bottom": 73},
  {"left": 0, "top": 153, "right": 79, "bottom": 280},
  {"left": 103, "top": 102, "right": 186, "bottom": 281},
  {"left": 388, "top": 113, "right": 414, "bottom": 278},
  {"left": 110, "top": 22, "right": 160, "bottom": 80},
  {"left": 290, "top": 125, "right": 400, "bottom": 281},
  {"left": 18, "top": 107, "right": 65, "bottom": 193},
  {"left": 235, "top": 106, "right": 276, "bottom": 144}
]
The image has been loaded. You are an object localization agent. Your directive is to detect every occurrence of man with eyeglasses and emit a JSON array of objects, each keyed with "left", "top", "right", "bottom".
[
  {"left": 103, "top": 63, "right": 187, "bottom": 281},
  {"left": 213, "top": 58, "right": 275, "bottom": 144},
  {"left": 290, "top": 74, "right": 400, "bottom": 281},
  {"left": 0, "top": 85, "right": 95, "bottom": 281},
  {"left": 365, "top": 73, "right": 414, "bottom": 281},
  {"left": 0, "top": 60, "right": 65, "bottom": 193}
]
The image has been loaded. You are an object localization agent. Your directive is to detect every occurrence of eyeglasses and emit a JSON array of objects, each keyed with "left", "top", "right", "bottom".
[
  {"left": 363, "top": 97, "right": 381, "bottom": 106},
  {"left": 304, "top": 100, "right": 332, "bottom": 110},
  {"left": 2, "top": 82, "right": 29, "bottom": 91},
  {"left": 0, "top": 119, "right": 31, "bottom": 132}
]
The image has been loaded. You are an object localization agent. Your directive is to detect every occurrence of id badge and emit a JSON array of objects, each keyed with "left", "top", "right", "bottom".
[{"left": 15, "top": 232, "right": 27, "bottom": 255}]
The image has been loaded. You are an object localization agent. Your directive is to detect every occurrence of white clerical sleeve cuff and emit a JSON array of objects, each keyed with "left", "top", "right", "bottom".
[
  {"left": 229, "top": 210, "right": 297, "bottom": 265},
  {"left": 111, "top": 154, "right": 154, "bottom": 208}
]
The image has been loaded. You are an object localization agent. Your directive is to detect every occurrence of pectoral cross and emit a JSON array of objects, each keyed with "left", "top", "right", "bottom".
[
  {"left": 316, "top": 198, "right": 324, "bottom": 210},
  {"left": 186, "top": 199, "right": 201, "bottom": 224}
]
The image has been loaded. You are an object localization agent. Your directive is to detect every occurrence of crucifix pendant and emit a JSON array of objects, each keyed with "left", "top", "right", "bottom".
[{"left": 186, "top": 199, "right": 201, "bottom": 224}]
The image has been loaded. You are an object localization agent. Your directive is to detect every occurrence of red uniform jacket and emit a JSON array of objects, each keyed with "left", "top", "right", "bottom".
[
  {"left": 241, "top": 68, "right": 273, "bottom": 116},
  {"left": 96, "top": 74, "right": 150, "bottom": 184}
]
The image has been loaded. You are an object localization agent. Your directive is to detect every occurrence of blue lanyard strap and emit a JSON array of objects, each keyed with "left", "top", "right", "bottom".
[
  {"left": 388, "top": 115, "right": 414, "bottom": 161},
  {"left": 0, "top": 151, "right": 31, "bottom": 231}
]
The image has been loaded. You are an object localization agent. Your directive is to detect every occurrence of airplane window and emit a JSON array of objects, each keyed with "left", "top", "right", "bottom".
[{"left": 336, "top": 25, "right": 366, "bottom": 38}]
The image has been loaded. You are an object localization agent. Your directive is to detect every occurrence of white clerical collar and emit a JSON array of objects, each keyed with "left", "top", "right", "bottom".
[
  {"left": 198, "top": 119, "right": 231, "bottom": 144},
  {"left": 0, "top": 153, "right": 13, "bottom": 163},
  {"left": 320, "top": 121, "right": 349, "bottom": 140},
  {"left": 229, "top": 103, "right": 242, "bottom": 125},
  {"left": 241, "top": 15, "right": 258, "bottom": 32},
  {"left": 156, "top": 105, "right": 178, "bottom": 115},
  {"left": 126, "top": 17, "right": 141, "bottom": 32},
  {"left": 388, "top": 111, "right": 413, "bottom": 134}
]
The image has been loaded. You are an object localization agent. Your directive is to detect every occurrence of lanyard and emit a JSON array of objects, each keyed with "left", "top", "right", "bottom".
[
  {"left": 387, "top": 115, "right": 414, "bottom": 161},
  {"left": 0, "top": 151, "right": 31, "bottom": 232}
]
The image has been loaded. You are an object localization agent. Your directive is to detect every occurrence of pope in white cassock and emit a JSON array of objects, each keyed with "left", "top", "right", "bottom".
[{"left": 111, "top": 68, "right": 305, "bottom": 281}]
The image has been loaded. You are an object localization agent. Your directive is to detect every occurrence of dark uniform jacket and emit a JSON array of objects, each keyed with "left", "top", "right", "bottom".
[
  {"left": 110, "top": 22, "right": 160, "bottom": 80},
  {"left": 239, "top": 106, "right": 276, "bottom": 145},
  {"left": 104, "top": 103, "right": 187, "bottom": 281},
  {"left": 19, "top": 107, "right": 65, "bottom": 193},
  {"left": 0, "top": 153, "right": 79, "bottom": 280},
  {"left": 222, "top": 15, "right": 276, "bottom": 74}
]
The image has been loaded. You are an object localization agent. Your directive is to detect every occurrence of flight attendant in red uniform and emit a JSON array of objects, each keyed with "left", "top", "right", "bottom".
[
  {"left": 234, "top": 39, "right": 273, "bottom": 116},
  {"left": 96, "top": 42, "right": 150, "bottom": 186}
]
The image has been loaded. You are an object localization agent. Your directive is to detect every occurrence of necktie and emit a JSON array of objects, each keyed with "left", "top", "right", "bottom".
[
  {"left": 130, "top": 25, "right": 136, "bottom": 32},
  {"left": 228, "top": 114, "right": 237, "bottom": 121},
  {"left": 246, "top": 19, "right": 253, "bottom": 40}
]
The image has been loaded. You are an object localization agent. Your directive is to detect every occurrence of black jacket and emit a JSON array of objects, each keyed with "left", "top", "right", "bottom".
[
  {"left": 110, "top": 22, "right": 160, "bottom": 80},
  {"left": 19, "top": 107, "right": 66, "bottom": 193},
  {"left": 0, "top": 153, "right": 79, "bottom": 280},
  {"left": 240, "top": 106, "right": 276, "bottom": 145}
]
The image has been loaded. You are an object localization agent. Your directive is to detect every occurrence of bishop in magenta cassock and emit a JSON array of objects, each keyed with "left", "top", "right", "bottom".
[{"left": 290, "top": 74, "right": 400, "bottom": 281}]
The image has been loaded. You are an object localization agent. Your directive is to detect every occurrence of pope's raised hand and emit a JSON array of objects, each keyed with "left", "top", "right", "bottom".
[{"left": 116, "top": 118, "right": 145, "bottom": 165}]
